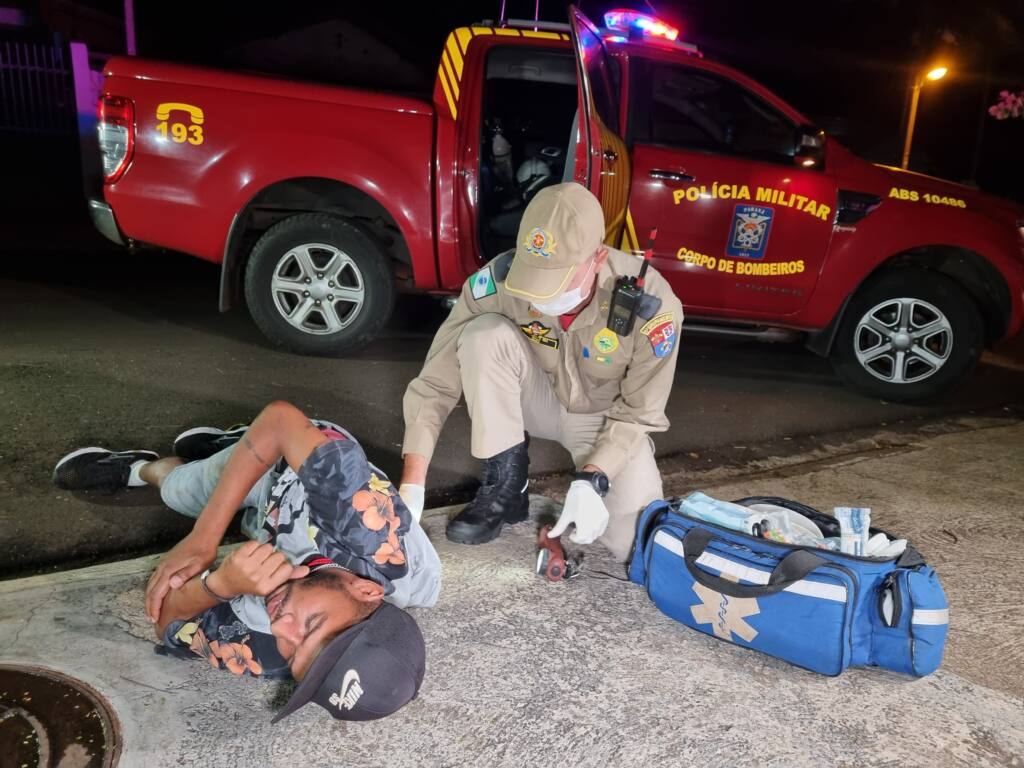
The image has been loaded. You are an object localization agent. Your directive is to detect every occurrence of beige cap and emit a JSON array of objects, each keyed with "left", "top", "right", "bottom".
[{"left": 504, "top": 182, "right": 605, "bottom": 301}]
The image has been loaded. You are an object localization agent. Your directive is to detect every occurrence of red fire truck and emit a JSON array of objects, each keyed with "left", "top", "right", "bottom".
[{"left": 90, "top": 7, "right": 1024, "bottom": 400}]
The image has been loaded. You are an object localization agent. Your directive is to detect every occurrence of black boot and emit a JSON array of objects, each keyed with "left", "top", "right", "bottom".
[{"left": 446, "top": 436, "right": 530, "bottom": 544}]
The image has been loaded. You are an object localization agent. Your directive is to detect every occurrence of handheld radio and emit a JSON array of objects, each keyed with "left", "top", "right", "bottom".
[{"left": 606, "top": 227, "right": 658, "bottom": 336}]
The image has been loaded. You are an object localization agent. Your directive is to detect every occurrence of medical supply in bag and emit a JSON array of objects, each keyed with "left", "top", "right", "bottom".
[
  {"left": 747, "top": 502, "right": 829, "bottom": 549},
  {"left": 834, "top": 506, "right": 871, "bottom": 555},
  {"left": 628, "top": 494, "right": 949, "bottom": 676},
  {"left": 679, "top": 492, "right": 759, "bottom": 532},
  {"left": 679, "top": 492, "right": 834, "bottom": 550}
]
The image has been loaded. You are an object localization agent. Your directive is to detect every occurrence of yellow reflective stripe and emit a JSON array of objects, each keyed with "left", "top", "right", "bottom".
[
  {"left": 560, "top": 33, "right": 570, "bottom": 40},
  {"left": 625, "top": 209, "right": 640, "bottom": 252},
  {"left": 471, "top": 27, "right": 493, "bottom": 36},
  {"left": 437, "top": 64, "right": 457, "bottom": 119},
  {"left": 494, "top": 28, "right": 521, "bottom": 36},
  {"left": 456, "top": 27, "right": 475, "bottom": 51},
  {"left": 442, "top": 52, "right": 460, "bottom": 99},
  {"left": 520, "top": 30, "right": 561, "bottom": 39},
  {"left": 445, "top": 34, "right": 463, "bottom": 77}
]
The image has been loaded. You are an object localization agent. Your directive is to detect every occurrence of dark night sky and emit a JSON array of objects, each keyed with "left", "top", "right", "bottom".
[{"left": 98, "top": 1, "right": 1024, "bottom": 201}]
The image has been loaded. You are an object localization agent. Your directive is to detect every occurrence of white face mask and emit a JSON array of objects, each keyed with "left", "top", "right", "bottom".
[{"left": 531, "top": 257, "right": 597, "bottom": 316}]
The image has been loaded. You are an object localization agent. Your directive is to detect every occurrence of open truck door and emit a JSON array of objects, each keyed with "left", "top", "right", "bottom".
[{"left": 568, "top": 5, "right": 632, "bottom": 249}]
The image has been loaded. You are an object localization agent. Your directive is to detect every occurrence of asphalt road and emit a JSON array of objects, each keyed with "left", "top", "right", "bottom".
[{"left": 2, "top": 234, "right": 1023, "bottom": 576}]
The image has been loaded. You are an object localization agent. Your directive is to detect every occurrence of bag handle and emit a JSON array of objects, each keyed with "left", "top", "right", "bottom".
[{"left": 682, "top": 528, "right": 827, "bottom": 598}]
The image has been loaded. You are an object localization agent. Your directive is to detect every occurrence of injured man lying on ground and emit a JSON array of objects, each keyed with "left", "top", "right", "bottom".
[{"left": 53, "top": 400, "right": 441, "bottom": 722}]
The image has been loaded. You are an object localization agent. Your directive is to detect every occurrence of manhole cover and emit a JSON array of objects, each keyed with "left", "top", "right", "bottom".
[{"left": 0, "top": 665, "right": 121, "bottom": 767}]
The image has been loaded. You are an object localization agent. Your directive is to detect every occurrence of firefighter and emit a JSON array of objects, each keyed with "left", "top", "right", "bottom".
[{"left": 398, "top": 183, "right": 682, "bottom": 561}]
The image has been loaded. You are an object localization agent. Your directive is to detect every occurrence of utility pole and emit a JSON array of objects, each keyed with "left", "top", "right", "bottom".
[
  {"left": 124, "top": 0, "right": 136, "bottom": 55},
  {"left": 901, "top": 66, "right": 948, "bottom": 170},
  {"left": 901, "top": 79, "right": 923, "bottom": 170}
]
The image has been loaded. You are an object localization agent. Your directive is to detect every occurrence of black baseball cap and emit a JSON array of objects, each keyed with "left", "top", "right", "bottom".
[{"left": 271, "top": 602, "right": 425, "bottom": 723}]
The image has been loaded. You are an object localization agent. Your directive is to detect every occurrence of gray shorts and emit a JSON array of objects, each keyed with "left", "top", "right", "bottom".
[{"left": 159, "top": 445, "right": 275, "bottom": 540}]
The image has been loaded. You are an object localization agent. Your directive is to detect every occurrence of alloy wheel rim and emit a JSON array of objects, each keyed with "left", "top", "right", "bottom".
[
  {"left": 853, "top": 297, "right": 953, "bottom": 384},
  {"left": 270, "top": 243, "right": 365, "bottom": 335}
]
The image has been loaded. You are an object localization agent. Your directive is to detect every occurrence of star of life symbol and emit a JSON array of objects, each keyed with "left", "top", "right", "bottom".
[
  {"left": 329, "top": 669, "right": 364, "bottom": 711},
  {"left": 690, "top": 572, "right": 760, "bottom": 643}
]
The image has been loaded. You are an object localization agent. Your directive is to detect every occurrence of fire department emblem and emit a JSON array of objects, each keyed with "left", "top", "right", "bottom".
[
  {"left": 524, "top": 227, "right": 557, "bottom": 259},
  {"left": 640, "top": 312, "right": 676, "bottom": 358},
  {"left": 726, "top": 204, "right": 774, "bottom": 260}
]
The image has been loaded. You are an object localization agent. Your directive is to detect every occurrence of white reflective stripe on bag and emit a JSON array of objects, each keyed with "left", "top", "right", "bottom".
[
  {"left": 653, "top": 530, "right": 848, "bottom": 603},
  {"left": 911, "top": 608, "right": 949, "bottom": 625}
]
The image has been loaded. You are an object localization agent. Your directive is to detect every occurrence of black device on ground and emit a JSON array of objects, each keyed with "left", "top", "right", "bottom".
[{"left": 606, "top": 227, "right": 658, "bottom": 336}]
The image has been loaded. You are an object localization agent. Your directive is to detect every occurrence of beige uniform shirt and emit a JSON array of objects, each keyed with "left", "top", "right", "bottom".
[{"left": 402, "top": 247, "right": 683, "bottom": 479}]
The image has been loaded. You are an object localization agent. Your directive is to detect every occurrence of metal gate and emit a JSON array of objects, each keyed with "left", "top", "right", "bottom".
[{"left": 0, "top": 37, "right": 75, "bottom": 135}]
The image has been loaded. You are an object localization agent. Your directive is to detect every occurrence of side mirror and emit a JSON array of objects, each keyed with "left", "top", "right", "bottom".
[{"left": 794, "top": 125, "right": 826, "bottom": 169}]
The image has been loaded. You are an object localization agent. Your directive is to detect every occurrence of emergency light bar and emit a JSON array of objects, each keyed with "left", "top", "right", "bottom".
[{"left": 604, "top": 9, "right": 679, "bottom": 42}]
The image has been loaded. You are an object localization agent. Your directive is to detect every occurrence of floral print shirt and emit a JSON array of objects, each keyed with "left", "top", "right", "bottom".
[{"left": 162, "top": 427, "right": 440, "bottom": 678}]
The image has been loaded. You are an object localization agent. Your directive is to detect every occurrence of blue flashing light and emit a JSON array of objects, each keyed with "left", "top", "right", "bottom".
[{"left": 603, "top": 9, "right": 680, "bottom": 42}]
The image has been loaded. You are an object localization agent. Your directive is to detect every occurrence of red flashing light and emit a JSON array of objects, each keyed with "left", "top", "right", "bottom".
[{"left": 604, "top": 9, "right": 679, "bottom": 42}]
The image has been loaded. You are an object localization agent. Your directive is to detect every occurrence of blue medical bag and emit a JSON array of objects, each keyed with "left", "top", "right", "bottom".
[{"left": 628, "top": 496, "right": 949, "bottom": 676}]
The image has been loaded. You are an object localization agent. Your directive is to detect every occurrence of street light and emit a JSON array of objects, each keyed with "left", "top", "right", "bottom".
[{"left": 901, "top": 65, "right": 949, "bottom": 169}]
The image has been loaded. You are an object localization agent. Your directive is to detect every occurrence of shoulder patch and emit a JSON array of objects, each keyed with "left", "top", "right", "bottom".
[
  {"left": 636, "top": 293, "right": 663, "bottom": 320},
  {"left": 640, "top": 312, "right": 676, "bottom": 358},
  {"left": 469, "top": 265, "right": 497, "bottom": 300},
  {"left": 640, "top": 312, "right": 674, "bottom": 336},
  {"left": 492, "top": 249, "right": 515, "bottom": 282}
]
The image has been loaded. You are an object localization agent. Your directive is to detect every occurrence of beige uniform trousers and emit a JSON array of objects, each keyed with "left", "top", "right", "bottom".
[{"left": 456, "top": 313, "right": 663, "bottom": 561}]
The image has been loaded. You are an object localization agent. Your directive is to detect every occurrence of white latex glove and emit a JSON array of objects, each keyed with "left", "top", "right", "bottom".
[
  {"left": 548, "top": 480, "right": 609, "bottom": 545},
  {"left": 398, "top": 483, "right": 425, "bottom": 523}
]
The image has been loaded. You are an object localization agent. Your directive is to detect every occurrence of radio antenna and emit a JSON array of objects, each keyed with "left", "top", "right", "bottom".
[{"left": 637, "top": 227, "right": 657, "bottom": 287}]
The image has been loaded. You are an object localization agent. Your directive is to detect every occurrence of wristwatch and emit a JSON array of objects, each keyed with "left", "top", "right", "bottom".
[
  {"left": 199, "top": 569, "right": 231, "bottom": 602},
  {"left": 575, "top": 470, "right": 610, "bottom": 497}
]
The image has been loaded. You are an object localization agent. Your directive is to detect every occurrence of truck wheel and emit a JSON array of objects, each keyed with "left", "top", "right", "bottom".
[
  {"left": 244, "top": 213, "right": 395, "bottom": 356},
  {"left": 830, "top": 269, "right": 983, "bottom": 401}
]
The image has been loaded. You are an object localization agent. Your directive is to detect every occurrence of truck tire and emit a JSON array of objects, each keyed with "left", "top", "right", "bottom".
[
  {"left": 243, "top": 213, "right": 395, "bottom": 356},
  {"left": 830, "top": 268, "right": 983, "bottom": 401}
]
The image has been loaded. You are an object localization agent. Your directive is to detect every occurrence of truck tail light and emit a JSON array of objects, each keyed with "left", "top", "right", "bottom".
[{"left": 98, "top": 94, "right": 135, "bottom": 183}]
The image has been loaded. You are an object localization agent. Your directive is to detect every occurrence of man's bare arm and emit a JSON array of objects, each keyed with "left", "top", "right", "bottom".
[
  {"left": 190, "top": 401, "right": 328, "bottom": 542},
  {"left": 155, "top": 542, "right": 309, "bottom": 639},
  {"left": 145, "top": 400, "right": 327, "bottom": 622}
]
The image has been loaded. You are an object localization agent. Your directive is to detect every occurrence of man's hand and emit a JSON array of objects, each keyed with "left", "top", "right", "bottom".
[
  {"left": 208, "top": 541, "right": 309, "bottom": 598},
  {"left": 146, "top": 531, "right": 218, "bottom": 622},
  {"left": 398, "top": 484, "right": 425, "bottom": 522},
  {"left": 548, "top": 480, "right": 609, "bottom": 545}
]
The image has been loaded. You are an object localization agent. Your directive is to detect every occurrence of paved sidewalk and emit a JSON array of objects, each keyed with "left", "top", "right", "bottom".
[{"left": 1, "top": 423, "right": 1022, "bottom": 767}]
